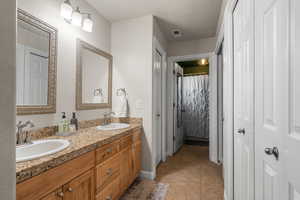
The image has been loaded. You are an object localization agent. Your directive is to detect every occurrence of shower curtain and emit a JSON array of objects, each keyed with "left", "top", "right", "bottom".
[{"left": 182, "top": 75, "right": 209, "bottom": 141}]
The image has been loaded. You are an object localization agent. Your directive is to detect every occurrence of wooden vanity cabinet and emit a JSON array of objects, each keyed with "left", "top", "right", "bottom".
[
  {"left": 40, "top": 170, "right": 94, "bottom": 200},
  {"left": 17, "top": 128, "right": 142, "bottom": 200},
  {"left": 63, "top": 169, "right": 95, "bottom": 200},
  {"left": 40, "top": 189, "right": 63, "bottom": 200}
]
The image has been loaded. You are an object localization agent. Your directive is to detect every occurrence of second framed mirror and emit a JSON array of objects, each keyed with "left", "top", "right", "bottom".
[{"left": 76, "top": 39, "right": 112, "bottom": 110}]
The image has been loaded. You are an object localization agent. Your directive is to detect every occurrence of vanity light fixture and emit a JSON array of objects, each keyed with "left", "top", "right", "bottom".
[
  {"left": 71, "top": 7, "right": 82, "bottom": 26},
  {"left": 60, "top": 0, "right": 73, "bottom": 20},
  {"left": 60, "top": 0, "right": 94, "bottom": 32},
  {"left": 82, "top": 14, "right": 93, "bottom": 32}
]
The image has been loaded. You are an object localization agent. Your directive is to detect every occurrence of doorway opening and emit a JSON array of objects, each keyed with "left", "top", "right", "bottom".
[
  {"left": 168, "top": 53, "right": 224, "bottom": 164},
  {"left": 176, "top": 59, "right": 210, "bottom": 147}
]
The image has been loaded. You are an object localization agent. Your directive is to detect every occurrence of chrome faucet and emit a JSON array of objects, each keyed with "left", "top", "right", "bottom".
[
  {"left": 103, "top": 112, "right": 115, "bottom": 125},
  {"left": 16, "top": 120, "right": 35, "bottom": 145}
]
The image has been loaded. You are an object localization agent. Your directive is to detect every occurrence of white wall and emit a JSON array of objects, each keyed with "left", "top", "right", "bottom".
[
  {"left": 0, "top": 0, "right": 16, "bottom": 199},
  {"left": 17, "top": 0, "right": 111, "bottom": 128},
  {"left": 167, "top": 37, "right": 217, "bottom": 57},
  {"left": 111, "top": 16, "right": 154, "bottom": 174}
]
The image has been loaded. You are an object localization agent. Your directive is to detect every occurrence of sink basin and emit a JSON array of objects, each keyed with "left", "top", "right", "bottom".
[
  {"left": 96, "top": 123, "right": 130, "bottom": 131},
  {"left": 16, "top": 139, "right": 70, "bottom": 163}
]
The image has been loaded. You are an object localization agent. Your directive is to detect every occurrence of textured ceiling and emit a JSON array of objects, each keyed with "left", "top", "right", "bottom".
[{"left": 85, "top": 0, "right": 223, "bottom": 41}]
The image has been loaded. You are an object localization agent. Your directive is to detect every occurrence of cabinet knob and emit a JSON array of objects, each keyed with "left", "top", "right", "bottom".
[
  {"left": 105, "top": 196, "right": 112, "bottom": 200},
  {"left": 67, "top": 187, "right": 73, "bottom": 192},
  {"left": 57, "top": 192, "right": 64, "bottom": 198}
]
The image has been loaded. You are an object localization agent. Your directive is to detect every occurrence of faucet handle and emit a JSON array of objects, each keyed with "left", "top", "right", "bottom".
[{"left": 24, "top": 131, "right": 32, "bottom": 144}]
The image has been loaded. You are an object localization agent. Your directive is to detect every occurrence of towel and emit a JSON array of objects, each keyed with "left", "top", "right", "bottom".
[{"left": 114, "top": 95, "right": 129, "bottom": 117}]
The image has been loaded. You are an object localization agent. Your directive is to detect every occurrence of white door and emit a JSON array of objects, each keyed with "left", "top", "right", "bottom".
[
  {"left": 154, "top": 49, "right": 162, "bottom": 166},
  {"left": 24, "top": 48, "right": 48, "bottom": 105},
  {"left": 255, "top": 0, "right": 300, "bottom": 199},
  {"left": 233, "top": 0, "right": 255, "bottom": 199},
  {"left": 173, "top": 63, "right": 184, "bottom": 153}
]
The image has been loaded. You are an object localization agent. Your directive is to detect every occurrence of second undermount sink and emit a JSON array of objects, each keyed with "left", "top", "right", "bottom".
[
  {"left": 16, "top": 139, "right": 70, "bottom": 163},
  {"left": 96, "top": 123, "right": 130, "bottom": 131}
]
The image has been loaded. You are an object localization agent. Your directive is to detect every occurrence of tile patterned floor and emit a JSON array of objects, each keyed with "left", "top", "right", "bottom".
[{"left": 156, "top": 145, "right": 224, "bottom": 200}]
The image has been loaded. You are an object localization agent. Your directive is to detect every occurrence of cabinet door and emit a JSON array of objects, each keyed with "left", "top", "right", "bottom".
[
  {"left": 133, "top": 141, "right": 142, "bottom": 179},
  {"left": 63, "top": 169, "right": 95, "bottom": 200},
  {"left": 120, "top": 147, "right": 132, "bottom": 194},
  {"left": 40, "top": 189, "right": 63, "bottom": 200}
]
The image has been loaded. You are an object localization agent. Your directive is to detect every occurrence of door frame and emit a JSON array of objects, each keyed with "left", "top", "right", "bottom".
[
  {"left": 219, "top": 0, "right": 247, "bottom": 199},
  {"left": 152, "top": 37, "right": 167, "bottom": 168},
  {"left": 167, "top": 52, "right": 216, "bottom": 157}
]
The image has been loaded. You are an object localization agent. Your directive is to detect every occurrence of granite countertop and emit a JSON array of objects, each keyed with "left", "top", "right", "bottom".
[{"left": 16, "top": 123, "right": 142, "bottom": 184}]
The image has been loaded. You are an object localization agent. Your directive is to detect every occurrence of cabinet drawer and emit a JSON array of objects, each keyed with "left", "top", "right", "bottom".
[
  {"left": 96, "top": 154, "right": 120, "bottom": 191},
  {"left": 96, "top": 176, "right": 120, "bottom": 200},
  {"left": 120, "top": 135, "right": 132, "bottom": 150},
  {"left": 96, "top": 141, "right": 120, "bottom": 164}
]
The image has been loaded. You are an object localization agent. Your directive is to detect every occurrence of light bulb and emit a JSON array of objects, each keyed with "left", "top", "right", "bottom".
[
  {"left": 71, "top": 7, "right": 82, "bottom": 26},
  {"left": 60, "top": 0, "right": 73, "bottom": 20},
  {"left": 82, "top": 15, "right": 93, "bottom": 32}
]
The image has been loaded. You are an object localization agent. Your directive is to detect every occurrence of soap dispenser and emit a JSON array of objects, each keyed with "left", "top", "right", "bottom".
[
  {"left": 59, "top": 112, "right": 67, "bottom": 133},
  {"left": 70, "top": 112, "right": 79, "bottom": 131}
]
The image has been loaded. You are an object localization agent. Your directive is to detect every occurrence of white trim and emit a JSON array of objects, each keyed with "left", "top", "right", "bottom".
[
  {"left": 152, "top": 37, "right": 167, "bottom": 167},
  {"left": 209, "top": 54, "right": 219, "bottom": 164},
  {"left": 224, "top": 190, "right": 228, "bottom": 200},
  {"left": 139, "top": 170, "right": 156, "bottom": 180},
  {"left": 215, "top": 20, "right": 225, "bottom": 53},
  {"left": 167, "top": 53, "right": 218, "bottom": 161},
  {"left": 221, "top": 0, "right": 238, "bottom": 199}
]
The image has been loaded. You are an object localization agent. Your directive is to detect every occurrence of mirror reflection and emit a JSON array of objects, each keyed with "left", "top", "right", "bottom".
[
  {"left": 81, "top": 48, "right": 109, "bottom": 104},
  {"left": 16, "top": 19, "right": 50, "bottom": 106},
  {"left": 76, "top": 39, "right": 112, "bottom": 110}
]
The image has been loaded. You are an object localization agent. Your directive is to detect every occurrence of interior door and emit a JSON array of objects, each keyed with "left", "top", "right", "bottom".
[
  {"left": 173, "top": 64, "right": 184, "bottom": 153},
  {"left": 233, "top": 0, "right": 255, "bottom": 199},
  {"left": 24, "top": 47, "right": 48, "bottom": 105},
  {"left": 255, "top": 0, "right": 300, "bottom": 199},
  {"left": 154, "top": 49, "right": 162, "bottom": 166}
]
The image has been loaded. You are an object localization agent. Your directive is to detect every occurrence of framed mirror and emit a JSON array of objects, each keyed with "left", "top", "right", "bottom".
[
  {"left": 16, "top": 9, "right": 57, "bottom": 115},
  {"left": 76, "top": 39, "right": 112, "bottom": 110}
]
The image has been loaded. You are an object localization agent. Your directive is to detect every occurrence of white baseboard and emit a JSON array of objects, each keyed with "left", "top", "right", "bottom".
[
  {"left": 139, "top": 170, "right": 155, "bottom": 180},
  {"left": 224, "top": 190, "right": 228, "bottom": 200}
]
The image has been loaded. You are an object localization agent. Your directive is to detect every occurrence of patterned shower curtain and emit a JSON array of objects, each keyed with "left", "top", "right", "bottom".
[{"left": 182, "top": 75, "right": 209, "bottom": 140}]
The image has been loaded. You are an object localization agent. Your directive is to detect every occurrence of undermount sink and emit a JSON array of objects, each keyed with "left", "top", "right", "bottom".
[
  {"left": 96, "top": 123, "right": 130, "bottom": 131},
  {"left": 16, "top": 139, "right": 70, "bottom": 163}
]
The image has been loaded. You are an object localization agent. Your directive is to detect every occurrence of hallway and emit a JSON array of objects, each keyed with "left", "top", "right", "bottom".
[{"left": 156, "top": 145, "right": 224, "bottom": 200}]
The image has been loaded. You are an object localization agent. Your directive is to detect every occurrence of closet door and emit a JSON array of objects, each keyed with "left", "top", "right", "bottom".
[
  {"left": 254, "top": 0, "right": 299, "bottom": 199},
  {"left": 233, "top": 0, "right": 255, "bottom": 199}
]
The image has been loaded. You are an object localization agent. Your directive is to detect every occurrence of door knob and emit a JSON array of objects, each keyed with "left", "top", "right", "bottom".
[
  {"left": 237, "top": 128, "right": 245, "bottom": 135},
  {"left": 264, "top": 147, "right": 279, "bottom": 160},
  {"left": 156, "top": 114, "right": 161, "bottom": 117}
]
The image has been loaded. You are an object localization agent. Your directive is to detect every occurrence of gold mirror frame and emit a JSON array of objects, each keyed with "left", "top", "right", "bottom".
[
  {"left": 76, "top": 39, "right": 112, "bottom": 110},
  {"left": 17, "top": 9, "right": 57, "bottom": 115}
]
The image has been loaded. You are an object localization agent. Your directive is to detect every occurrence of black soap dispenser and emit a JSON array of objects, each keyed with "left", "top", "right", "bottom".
[{"left": 70, "top": 112, "right": 78, "bottom": 131}]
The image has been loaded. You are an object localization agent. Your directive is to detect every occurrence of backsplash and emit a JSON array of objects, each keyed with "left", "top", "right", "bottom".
[{"left": 26, "top": 117, "right": 142, "bottom": 140}]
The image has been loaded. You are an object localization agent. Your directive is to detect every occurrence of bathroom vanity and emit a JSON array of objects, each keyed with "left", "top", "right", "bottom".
[
  {"left": 16, "top": 124, "right": 142, "bottom": 200},
  {"left": 15, "top": 8, "right": 141, "bottom": 200}
]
